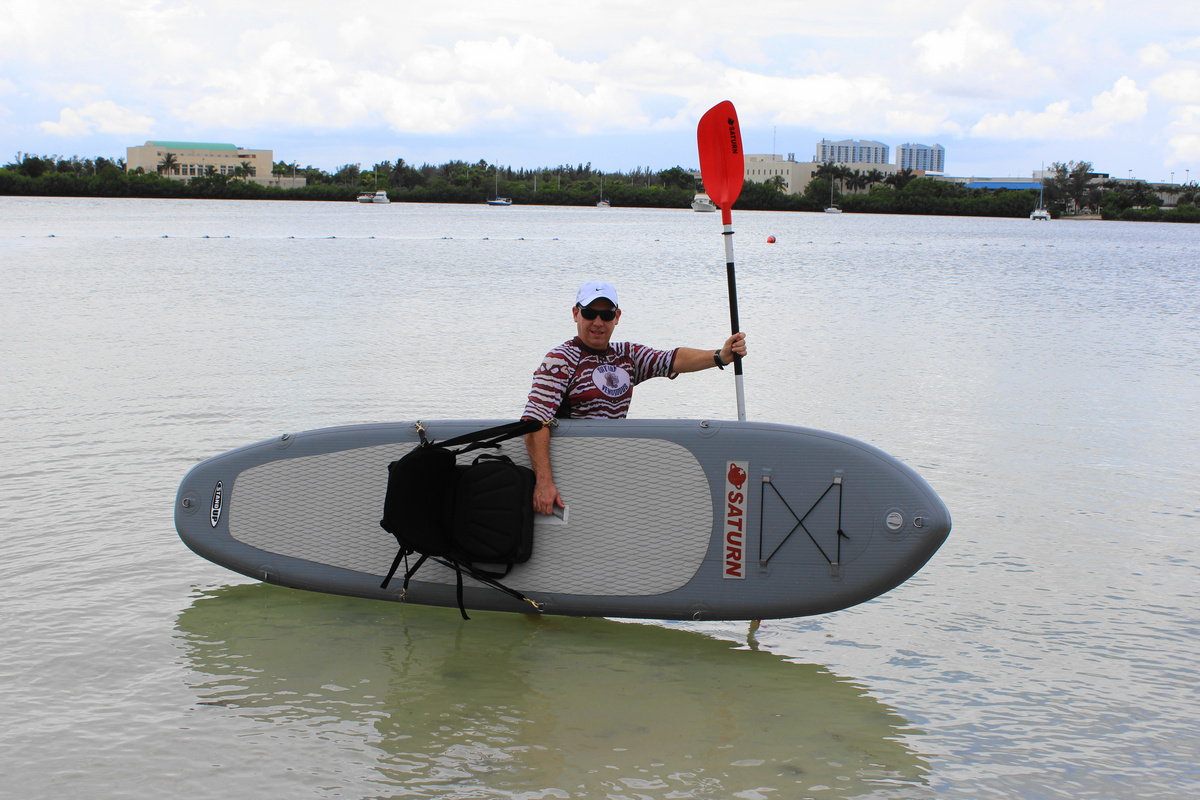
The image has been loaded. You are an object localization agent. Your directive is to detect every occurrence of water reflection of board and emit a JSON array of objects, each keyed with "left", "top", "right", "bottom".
[{"left": 175, "top": 418, "right": 951, "bottom": 620}]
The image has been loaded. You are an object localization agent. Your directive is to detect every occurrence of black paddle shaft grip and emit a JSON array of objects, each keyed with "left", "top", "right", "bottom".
[{"left": 725, "top": 260, "right": 743, "bottom": 375}]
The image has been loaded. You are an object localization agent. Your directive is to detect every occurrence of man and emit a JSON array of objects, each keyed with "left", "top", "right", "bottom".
[{"left": 522, "top": 280, "right": 747, "bottom": 515}]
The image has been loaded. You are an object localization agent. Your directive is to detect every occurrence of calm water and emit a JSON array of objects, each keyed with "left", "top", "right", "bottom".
[{"left": 2, "top": 196, "right": 1198, "bottom": 799}]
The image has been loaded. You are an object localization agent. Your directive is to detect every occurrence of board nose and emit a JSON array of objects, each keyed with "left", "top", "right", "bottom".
[{"left": 913, "top": 496, "right": 952, "bottom": 559}]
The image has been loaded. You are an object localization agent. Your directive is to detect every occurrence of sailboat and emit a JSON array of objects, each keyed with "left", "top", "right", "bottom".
[
  {"left": 596, "top": 172, "right": 610, "bottom": 207},
  {"left": 824, "top": 176, "right": 842, "bottom": 214},
  {"left": 1030, "top": 183, "right": 1050, "bottom": 220},
  {"left": 488, "top": 168, "right": 512, "bottom": 206}
]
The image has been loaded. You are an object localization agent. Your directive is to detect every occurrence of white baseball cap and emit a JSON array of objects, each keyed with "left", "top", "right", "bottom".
[{"left": 576, "top": 280, "right": 619, "bottom": 308}]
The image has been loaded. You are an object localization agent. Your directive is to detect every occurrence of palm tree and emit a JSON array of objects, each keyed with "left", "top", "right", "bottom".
[
  {"left": 865, "top": 168, "right": 884, "bottom": 189},
  {"left": 848, "top": 169, "right": 866, "bottom": 193},
  {"left": 815, "top": 162, "right": 839, "bottom": 184},
  {"left": 886, "top": 168, "right": 916, "bottom": 190},
  {"left": 158, "top": 152, "right": 178, "bottom": 177},
  {"left": 836, "top": 165, "right": 853, "bottom": 194}
]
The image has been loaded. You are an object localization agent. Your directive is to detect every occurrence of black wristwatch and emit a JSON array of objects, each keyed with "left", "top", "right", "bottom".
[{"left": 713, "top": 350, "right": 725, "bottom": 370}]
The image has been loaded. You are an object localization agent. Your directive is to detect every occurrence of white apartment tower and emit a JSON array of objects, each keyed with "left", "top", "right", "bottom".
[
  {"left": 897, "top": 143, "right": 945, "bottom": 173},
  {"left": 814, "top": 139, "right": 890, "bottom": 165}
]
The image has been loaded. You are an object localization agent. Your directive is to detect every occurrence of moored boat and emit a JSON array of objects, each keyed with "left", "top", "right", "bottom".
[
  {"left": 1031, "top": 168, "right": 1050, "bottom": 220},
  {"left": 825, "top": 178, "right": 842, "bottom": 213},
  {"left": 488, "top": 168, "right": 512, "bottom": 205}
]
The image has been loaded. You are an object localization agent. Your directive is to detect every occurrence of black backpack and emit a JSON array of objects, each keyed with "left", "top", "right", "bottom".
[{"left": 379, "top": 419, "right": 542, "bottom": 619}]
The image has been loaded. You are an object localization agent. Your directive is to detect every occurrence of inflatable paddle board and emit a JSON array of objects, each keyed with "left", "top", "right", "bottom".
[{"left": 175, "top": 418, "right": 950, "bottom": 620}]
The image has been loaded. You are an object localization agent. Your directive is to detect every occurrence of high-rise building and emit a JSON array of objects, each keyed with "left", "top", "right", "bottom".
[
  {"left": 813, "top": 139, "right": 890, "bottom": 165},
  {"left": 896, "top": 143, "right": 945, "bottom": 173}
]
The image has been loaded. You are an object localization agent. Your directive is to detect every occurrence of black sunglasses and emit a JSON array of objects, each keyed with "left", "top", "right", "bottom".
[{"left": 577, "top": 305, "right": 617, "bottom": 321}]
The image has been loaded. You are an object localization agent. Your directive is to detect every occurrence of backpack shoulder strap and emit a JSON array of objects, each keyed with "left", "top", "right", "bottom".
[
  {"left": 418, "top": 419, "right": 543, "bottom": 457},
  {"left": 554, "top": 346, "right": 587, "bottom": 419}
]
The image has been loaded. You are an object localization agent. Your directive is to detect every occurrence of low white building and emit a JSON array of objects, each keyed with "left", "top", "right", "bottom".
[
  {"left": 125, "top": 141, "right": 304, "bottom": 188},
  {"left": 741, "top": 154, "right": 899, "bottom": 195},
  {"left": 742, "top": 154, "right": 820, "bottom": 194}
]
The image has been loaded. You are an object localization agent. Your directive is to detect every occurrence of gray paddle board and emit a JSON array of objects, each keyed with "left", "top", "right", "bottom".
[{"left": 174, "top": 418, "right": 951, "bottom": 620}]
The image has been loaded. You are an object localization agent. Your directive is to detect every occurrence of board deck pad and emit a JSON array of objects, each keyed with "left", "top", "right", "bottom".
[
  {"left": 229, "top": 437, "right": 712, "bottom": 596},
  {"left": 177, "top": 418, "right": 951, "bottom": 620}
]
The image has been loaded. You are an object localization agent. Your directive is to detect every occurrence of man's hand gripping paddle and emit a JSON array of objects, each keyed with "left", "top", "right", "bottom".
[{"left": 697, "top": 100, "right": 747, "bottom": 421}]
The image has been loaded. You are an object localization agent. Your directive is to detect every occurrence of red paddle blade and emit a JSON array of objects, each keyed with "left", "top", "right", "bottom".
[{"left": 697, "top": 101, "right": 745, "bottom": 225}]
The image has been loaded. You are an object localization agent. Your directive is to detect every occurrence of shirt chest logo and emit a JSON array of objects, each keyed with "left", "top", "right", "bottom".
[{"left": 592, "top": 364, "right": 632, "bottom": 397}]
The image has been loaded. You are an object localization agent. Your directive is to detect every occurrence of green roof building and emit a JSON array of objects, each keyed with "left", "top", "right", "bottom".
[{"left": 125, "top": 140, "right": 303, "bottom": 188}]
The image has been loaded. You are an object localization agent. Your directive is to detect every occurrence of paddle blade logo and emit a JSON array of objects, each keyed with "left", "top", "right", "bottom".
[
  {"left": 210, "top": 481, "right": 223, "bottom": 527},
  {"left": 724, "top": 461, "right": 749, "bottom": 579}
]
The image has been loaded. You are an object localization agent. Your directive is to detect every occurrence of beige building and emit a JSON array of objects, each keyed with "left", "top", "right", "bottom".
[
  {"left": 742, "top": 154, "right": 899, "bottom": 195},
  {"left": 125, "top": 141, "right": 304, "bottom": 188},
  {"left": 743, "top": 154, "right": 820, "bottom": 194}
]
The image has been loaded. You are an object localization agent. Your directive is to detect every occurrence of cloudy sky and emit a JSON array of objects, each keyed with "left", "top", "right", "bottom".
[{"left": 3, "top": 0, "right": 1199, "bottom": 182}]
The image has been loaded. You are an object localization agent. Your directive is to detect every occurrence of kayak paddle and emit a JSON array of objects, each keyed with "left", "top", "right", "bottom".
[{"left": 697, "top": 100, "right": 747, "bottom": 421}]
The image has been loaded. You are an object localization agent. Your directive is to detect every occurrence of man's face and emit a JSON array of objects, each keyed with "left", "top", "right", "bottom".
[{"left": 573, "top": 299, "right": 620, "bottom": 350}]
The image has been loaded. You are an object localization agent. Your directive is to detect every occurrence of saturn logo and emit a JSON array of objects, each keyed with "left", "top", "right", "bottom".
[
  {"left": 723, "top": 461, "right": 749, "bottom": 579},
  {"left": 210, "top": 481, "right": 223, "bottom": 527},
  {"left": 726, "top": 463, "right": 747, "bottom": 490}
]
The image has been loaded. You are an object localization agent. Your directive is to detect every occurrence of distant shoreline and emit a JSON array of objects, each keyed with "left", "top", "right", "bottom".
[{"left": 4, "top": 170, "right": 1198, "bottom": 222}]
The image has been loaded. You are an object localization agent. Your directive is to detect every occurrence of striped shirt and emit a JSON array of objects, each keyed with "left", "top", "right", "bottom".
[{"left": 522, "top": 337, "right": 678, "bottom": 422}]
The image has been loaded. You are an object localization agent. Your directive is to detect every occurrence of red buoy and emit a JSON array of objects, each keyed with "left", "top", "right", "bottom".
[{"left": 767, "top": 235, "right": 776, "bottom": 243}]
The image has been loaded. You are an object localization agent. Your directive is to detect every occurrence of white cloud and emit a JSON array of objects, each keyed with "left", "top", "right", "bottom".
[
  {"left": 607, "top": 37, "right": 714, "bottom": 90},
  {"left": 1164, "top": 105, "right": 1200, "bottom": 164},
  {"left": 40, "top": 82, "right": 105, "bottom": 103},
  {"left": 1150, "top": 69, "right": 1200, "bottom": 103},
  {"left": 177, "top": 35, "right": 653, "bottom": 135},
  {"left": 971, "top": 77, "right": 1148, "bottom": 139},
  {"left": 1139, "top": 44, "right": 1172, "bottom": 69},
  {"left": 913, "top": 13, "right": 1053, "bottom": 96},
  {"left": 172, "top": 27, "right": 969, "bottom": 143},
  {"left": 1091, "top": 76, "right": 1150, "bottom": 122},
  {"left": 1148, "top": 70, "right": 1200, "bottom": 164},
  {"left": 39, "top": 100, "right": 155, "bottom": 136}
]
